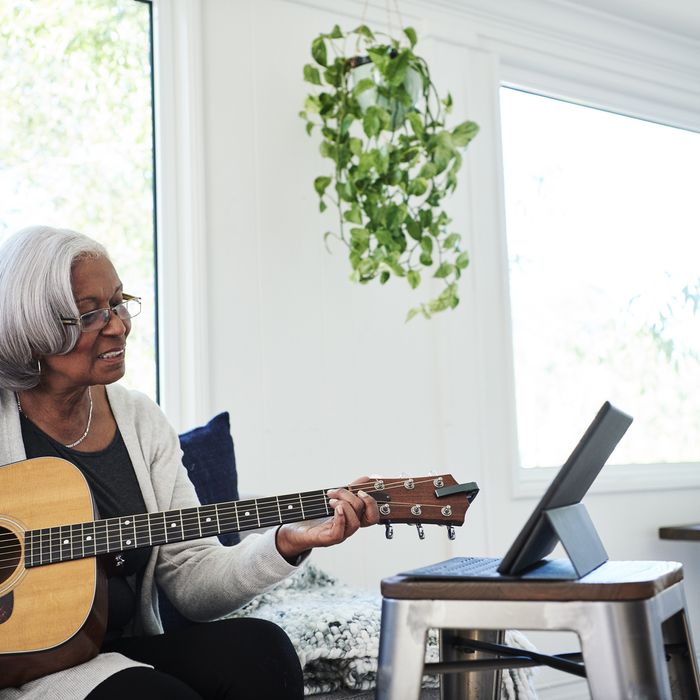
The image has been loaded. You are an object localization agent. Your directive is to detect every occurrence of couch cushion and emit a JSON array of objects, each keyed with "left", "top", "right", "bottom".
[{"left": 178, "top": 411, "right": 240, "bottom": 547}]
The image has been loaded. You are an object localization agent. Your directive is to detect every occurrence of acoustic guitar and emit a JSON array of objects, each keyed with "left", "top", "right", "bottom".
[{"left": 0, "top": 456, "right": 478, "bottom": 688}]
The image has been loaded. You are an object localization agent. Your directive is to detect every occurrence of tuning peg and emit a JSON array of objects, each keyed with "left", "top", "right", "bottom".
[
  {"left": 447, "top": 525, "right": 456, "bottom": 540},
  {"left": 416, "top": 523, "right": 425, "bottom": 540},
  {"left": 385, "top": 523, "right": 394, "bottom": 540}
]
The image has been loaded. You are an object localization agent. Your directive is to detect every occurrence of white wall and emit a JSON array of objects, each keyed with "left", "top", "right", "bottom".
[{"left": 171, "top": 1, "right": 700, "bottom": 696}]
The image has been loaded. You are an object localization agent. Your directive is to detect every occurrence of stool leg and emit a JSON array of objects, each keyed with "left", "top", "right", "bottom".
[
  {"left": 579, "top": 599, "right": 673, "bottom": 700},
  {"left": 377, "top": 599, "right": 429, "bottom": 700},
  {"left": 662, "top": 607, "right": 700, "bottom": 699},
  {"left": 440, "top": 629, "right": 504, "bottom": 700}
]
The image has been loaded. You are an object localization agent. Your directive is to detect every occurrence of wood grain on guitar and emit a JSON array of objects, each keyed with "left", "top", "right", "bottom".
[{"left": 0, "top": 456, "right": 478, "bottom": 688}]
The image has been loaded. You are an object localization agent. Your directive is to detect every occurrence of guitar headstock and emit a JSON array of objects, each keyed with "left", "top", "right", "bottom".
[{"left": 360, "top": 475, "right": 479, "bottom": 540}]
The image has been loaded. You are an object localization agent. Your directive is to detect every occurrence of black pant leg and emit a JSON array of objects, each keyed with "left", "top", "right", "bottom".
[
  {"left": 86, "top": 667, "right": 203, "bottom": 699},
  {"left": 103, "top": 618, "right": 304, "bottom": 700}
]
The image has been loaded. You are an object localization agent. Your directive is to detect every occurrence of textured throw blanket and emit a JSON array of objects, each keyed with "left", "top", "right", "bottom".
[{"left": 226, "top": 563, "right": 538, "bottom": 698}]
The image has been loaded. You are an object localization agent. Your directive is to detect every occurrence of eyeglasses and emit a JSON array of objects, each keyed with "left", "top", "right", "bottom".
[{"left": 60, "top": 294, "right": 142, "bottom": 333}]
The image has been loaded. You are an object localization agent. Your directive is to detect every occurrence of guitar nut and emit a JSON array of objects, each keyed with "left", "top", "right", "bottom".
[
  {"left": 411, "top": 505, "right": 422, "bottom": 516},
  {"left": 441, "top": 506, "right": 452, "bottom": 516}
]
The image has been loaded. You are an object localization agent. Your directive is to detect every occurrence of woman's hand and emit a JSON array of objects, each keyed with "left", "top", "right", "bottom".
[{"left": 275, "top": 476, "right": 380, "bottom": 563}]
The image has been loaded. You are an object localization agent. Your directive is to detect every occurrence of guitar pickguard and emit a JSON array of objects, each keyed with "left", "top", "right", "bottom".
[{"left": 0, "top": 593, "right": 12, "bottom": 624}]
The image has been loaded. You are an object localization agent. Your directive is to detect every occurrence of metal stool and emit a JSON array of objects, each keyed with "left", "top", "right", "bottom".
[{"left": 376, "top": 560, "right": 700, "bottom": 700}]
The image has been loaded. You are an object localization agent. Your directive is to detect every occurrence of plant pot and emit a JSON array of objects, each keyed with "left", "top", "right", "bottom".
[{"left": 350, "top": 57, "right": 422, "bottom": 129}]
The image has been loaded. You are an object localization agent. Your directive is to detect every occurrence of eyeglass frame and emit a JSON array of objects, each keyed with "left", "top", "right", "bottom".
[{"left": 60, "top": 293, "right": 142, "bottom": 333}]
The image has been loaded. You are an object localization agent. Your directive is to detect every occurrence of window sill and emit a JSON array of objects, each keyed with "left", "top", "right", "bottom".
[{"left": 513, "top": 461, "right": 700, "bottom": 500}]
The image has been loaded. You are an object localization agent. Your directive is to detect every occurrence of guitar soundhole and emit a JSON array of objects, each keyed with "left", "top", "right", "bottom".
[{"left": 0, "top": 525, "right": 21, "bottom": 587}]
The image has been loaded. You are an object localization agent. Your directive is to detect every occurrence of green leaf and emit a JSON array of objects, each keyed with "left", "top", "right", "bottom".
[
  {"left": 420, "top": 235, "right": 433, "bottom": 254},
  {"left": 344, "top": 204, "right": 363, "bottom": 224},
  {"left": 406, "top": 307, "right": 420, "bottom": 322},
  {"left": 303, "top": 64, "right": 322, "bottom": 85},
  {"left": 407, "top": 269, "right": 421, "bottom": 289},
  {"left": 444, "top": 233, "right": 461, "bottom": 249},
  {"left": 407, "top": 112, "right": 424, "bottom": 139},
  {"left": 452, "top": 120, "right": 480, "bottom": 147},
  {"left": 380, "top": 270, "right": 391, "bottom": 284},
  {"left": 353, "top": 78, "right": 376, "bottom": 97},
  {"left": 304, "top": 95, "right": 321, "bottom": 114},
  {"left": 419, "top": 252, "right": 432, "bottom": 266},
  {"left": 408, "top": 177, "right": 428, "bottom": 196},
  {"left": 443, "top": 93, "right": 453, "bottom": 110},
  {"left": 314, "top": 175, "right": 331, "bottom": 196},
  {"left": 456, "top": 251, "right": 470, "bottom": 269},
  {"left": 305, "top": 122, "right": 314, "bottom": 136},
  {"left": 406, "top": 218, "right": 422, "bottom": 241},
  {"left": 319, "top": 200, "right": 327, "bottom": 213},
  {"left": 385, "top": 49, "right": 410, "bottom": 87},
  {"left": 329, "top": 24, "right": 343, "bottom": 39},
  {"left": 434, "top": 262, "right": 454, "bottom": 279},
  {"left": 363, "top": 108, "right": 381, "bottom": 138},
  {"left": 367, "top": 48, "right": 389, "bottom": 75},
  {"left": 355, "top": 25, "right": 375, "bottom": 41},
  {"left": 311, "top": 37, "right": 327, "bottom": 67},
  {"left": 403, "top": 27, "right": 417, "bottom": 48},
  {"left": 348, "top": 137, "right": 363, "bottom": 156}
]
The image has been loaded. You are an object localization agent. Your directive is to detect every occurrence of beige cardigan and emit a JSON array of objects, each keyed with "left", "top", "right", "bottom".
[{"left": 0, "top": 384, "right": 300, "bottom": 699}]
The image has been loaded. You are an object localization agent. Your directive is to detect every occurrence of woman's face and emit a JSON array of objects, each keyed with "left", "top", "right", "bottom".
[{"left": 41, "top": 255, "right": 131, "bottom": 390}]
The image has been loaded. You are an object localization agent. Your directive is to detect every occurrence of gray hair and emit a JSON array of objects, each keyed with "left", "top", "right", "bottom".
[{"left": 0, "top": 225, "right": 109, "bottom": 392}]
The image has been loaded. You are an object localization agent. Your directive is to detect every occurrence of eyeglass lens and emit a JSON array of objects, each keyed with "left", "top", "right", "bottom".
[{"left": 80, "top": 299, "right": 141, "bottom": 332}]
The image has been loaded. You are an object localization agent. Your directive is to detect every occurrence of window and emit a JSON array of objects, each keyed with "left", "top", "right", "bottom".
[
  {"left": 0, "top": 0, "right": 157, "bottom": 398},
  {"left": 500, "top": 87, "right": 700, "bottom": 468}
]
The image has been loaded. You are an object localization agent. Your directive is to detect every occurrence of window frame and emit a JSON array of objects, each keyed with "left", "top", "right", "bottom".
[
  {"left": 457, "top": 4, "right": 700, "bottom": 498},
  {"left": 152, "top": 0, "right": 211, "bottom": 432}
]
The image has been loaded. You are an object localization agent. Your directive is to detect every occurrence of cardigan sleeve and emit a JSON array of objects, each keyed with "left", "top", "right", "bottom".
[{"left": 128, "top": 391, "right": 303, "bottom": 622}]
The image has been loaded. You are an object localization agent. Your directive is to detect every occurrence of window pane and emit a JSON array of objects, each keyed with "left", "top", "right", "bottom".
[
  {"left": 500, "top": 87, "right": 700, "bottom": 467},
  {"left": 0, "top": 0, "right": 156, "bottom": 399}
]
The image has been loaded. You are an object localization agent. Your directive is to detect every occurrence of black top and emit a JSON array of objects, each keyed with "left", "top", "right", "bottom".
[{"left": 20, "top": 413, "right": 150, "bottom": 641}]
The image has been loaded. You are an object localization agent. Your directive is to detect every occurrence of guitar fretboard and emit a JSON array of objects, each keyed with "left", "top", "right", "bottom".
[{"left": 23, "top": 490, "right": 331, "bottom": 568}]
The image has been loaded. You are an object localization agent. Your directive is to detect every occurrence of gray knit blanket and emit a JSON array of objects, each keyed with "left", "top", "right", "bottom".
[{"left": 226, "top": 563, "right": 538, "bottom": 698}]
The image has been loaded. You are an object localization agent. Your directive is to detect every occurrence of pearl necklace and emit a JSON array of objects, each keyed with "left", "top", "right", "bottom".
[{"left": 16, "top": 386, "right": 94, "bottom": 449}]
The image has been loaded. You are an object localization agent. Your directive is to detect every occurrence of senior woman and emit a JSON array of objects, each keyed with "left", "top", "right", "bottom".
[{"left": 0, "top": 226, "right": 379, "bottom": 699}]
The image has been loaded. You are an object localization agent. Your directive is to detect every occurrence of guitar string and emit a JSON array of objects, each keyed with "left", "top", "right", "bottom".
[{"left": 0, "top": 477, "right": 457, "bottom": 563}]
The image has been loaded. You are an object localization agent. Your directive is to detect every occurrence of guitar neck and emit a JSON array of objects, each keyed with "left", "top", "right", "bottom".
[{"left": 24, "top": 489, "right": 332, "bottom": 569}]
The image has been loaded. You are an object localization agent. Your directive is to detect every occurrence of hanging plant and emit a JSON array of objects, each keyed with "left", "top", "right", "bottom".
[{"left": 300, "top": 24, "right": 479, "bottom": 320}]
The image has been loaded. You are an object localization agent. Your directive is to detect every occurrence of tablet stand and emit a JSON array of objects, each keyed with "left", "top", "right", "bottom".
[{"left": 544, "top": 502, "right": 608, "bottom": 578}]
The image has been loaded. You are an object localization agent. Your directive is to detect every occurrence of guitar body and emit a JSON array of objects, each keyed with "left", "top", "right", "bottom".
[{"left": 0, "top": 458, "right": 106, "bottom": 688}]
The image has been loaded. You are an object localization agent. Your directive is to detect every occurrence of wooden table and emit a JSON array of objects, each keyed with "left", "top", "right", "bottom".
[{"left": 659, "top": 524, "right": 700, "bottom": 541}]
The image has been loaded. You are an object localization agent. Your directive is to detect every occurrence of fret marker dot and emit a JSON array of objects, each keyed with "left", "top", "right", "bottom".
[
  {"left": 170, "top": 523, "right": 177, "bottom": 527},
  {"left": 86, "top": 535, "right": 92, "bottom": 541},
  {"left": 205, "top": 517, "right": 212, "bottom": 522},
  {"left": 125, "top": 520, "right": 131, "bottom": 525},
  {"left": 287, "top": 505, "right": 293, "bottom": 510},
  {"left": 245, "top": 511, "right": 250, "bottom": 516},
  {"left": 126, "top": 539, "right": 132, "bottom": 545},
  {"left": 63, "top": 539, "right": 69, "bottom": 545}
]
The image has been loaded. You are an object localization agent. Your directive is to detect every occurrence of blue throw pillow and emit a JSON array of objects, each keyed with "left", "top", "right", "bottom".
[
  {"left": 178, "top": 411, "right": 240, "bottom": 547},
  {"left": 159, "top": 412, "right": 240, "bottom": 631}
]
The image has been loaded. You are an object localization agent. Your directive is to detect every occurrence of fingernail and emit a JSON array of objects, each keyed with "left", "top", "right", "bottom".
[{"left": 358, "top": 490, "right": 368, "bottom": 498}]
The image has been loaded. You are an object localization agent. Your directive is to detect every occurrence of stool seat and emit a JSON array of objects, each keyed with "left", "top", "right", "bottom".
[
  {"left": 377, "top": 559, "right": 700, "bottom": 700},
  {"left": 381, "top": 560, "right": 684, "bottom": 602}
]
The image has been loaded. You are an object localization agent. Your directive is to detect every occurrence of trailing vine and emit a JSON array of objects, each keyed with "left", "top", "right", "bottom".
[{"left": 300, "top": 24, "right": 479, "bottom": 319}]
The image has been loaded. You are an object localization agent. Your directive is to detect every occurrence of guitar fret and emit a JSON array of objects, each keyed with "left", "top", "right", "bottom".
[
  {"left": 181, "top": 507, "right": 201, "bottom": 541},
  {"left": 40, "top": 527, "right": 50, "bottom": 566},
  {"left": 94, "top": 520, "right": 107, "bottom": 556},
  {"left": 106, "top": 517, "right": 121, "bottom": 553},
  {"left": 134, "top": 513, "right": 151, "bottom": 548},
  {"left": 164, "top": 510, "right": 182, "bottom": 543},
  {"left": 236, "top": 499, "right": 258, "bottom": 531},
  {"left": 121, "top": 516, "right": 136, "bottom": 549},
  {"left": 149, "top": 512, "right": 167, "bottom": 546},
  {"left": 278, "top": 494, "right": 303, "bottom": 524}
]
